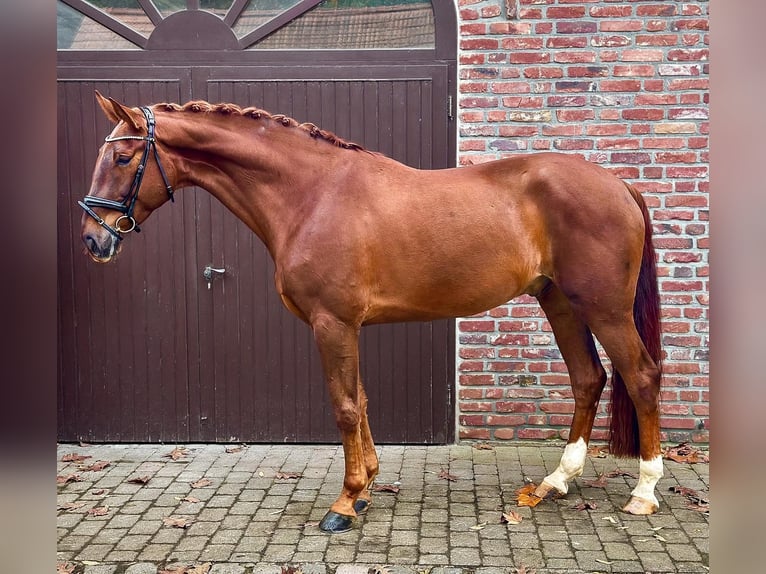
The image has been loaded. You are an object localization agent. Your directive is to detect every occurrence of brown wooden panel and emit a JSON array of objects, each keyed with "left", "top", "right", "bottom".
[
  {"left": 58, "top": 77, "right": 191, "bottom": 442},
  {"left": 57, "top": 1, "right": 456, "bottom": 444},
  {"left": 199, "top": 76, "right": 453, "bottom": 443}
]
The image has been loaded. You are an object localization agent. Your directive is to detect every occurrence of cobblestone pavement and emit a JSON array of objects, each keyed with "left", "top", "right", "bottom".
[{"left": 56, "top": 443, "right": 709, "bottom": 573}]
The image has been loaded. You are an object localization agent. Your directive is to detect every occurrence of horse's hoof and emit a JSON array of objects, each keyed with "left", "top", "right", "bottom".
[
  {"left": 622, "top": 495, "right": 659, "bottom": 515},
  {"left": 354, "top": 498, "right": 371, "bottom": 514},
  {"left": 319, "top": 510, "right": 355, "bottom": 533},
  {"left": 533, "top": 481, "right": 565, "bottom": 500}
]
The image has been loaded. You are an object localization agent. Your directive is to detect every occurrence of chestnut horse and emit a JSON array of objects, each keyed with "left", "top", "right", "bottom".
[{"left": 79, "top": 93, "right": 663, "bottom": 533}]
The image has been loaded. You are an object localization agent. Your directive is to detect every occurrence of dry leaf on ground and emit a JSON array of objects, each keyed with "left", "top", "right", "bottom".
[
  {"left": 473, "top": 442, "right": 494, "bottom": 450},
  {"left": 583, "top": 473, "right": 609, "bottom": 488},
  {"left": 571, "top": 499, "right": 598, "bottom": 511},
  {"left": 512, "top": 565, "right": 536, "bottom": 574},
  {"left": 164, "top": 447, "right": 189, "bottom": 460},
  {"left": 57, "top": 473, "right": 82, "bottom": 486},
  {"left": 87, "top": 506, "right": 109, "bottom": 516},
  {"left": 159, "top": 563, "right": 211, "bottom": 574},
  {"left": 515, "top": 483, "right": 543, "bottom": 508},
  {"left": 163, "top": 516, "right": 194, "bottom": 529},
  {"left": 669, "top": 485, "right": 709, "bottom": 513},
  {"left": 663, "top": 442, "right": 709, "bottom": 464},
  {"left": 79, "top": 460, "right": 111, "bottom": 472},
  {"left": 57, "top": 562, "right": 76, "bottom": 574},
  {"left": 179, "top": 496, "right": 201, "bottom": 504},
  {"left": 587, "top": 445, "right": 609, "bottom": 458},
  {"left": 606, "top": 469, "right": 638, "bottom": 479},
  {"left": 372, "top": 483, "right": 400, "bottom": 494},
  {"left": 58, "top": 501, "right": 86, "bottom": 512},
  {"left": 190, "top": 478, "right": 212, "bottom": 488},
  {"left": 275, "top": 472, "right": 302, "bottom": 480},
  {"left": 225, "top": 445, "right": 244, "bottom": 453},
  {"left": 128, "top": 475, "right": 151, "bottom": 485},
  {"left": 281, "top": 567, "right": 304, "bottom": 574},
  {"left": 438, "top": 468, "right": 459, "bottom": 482},
  {"left": 61, "top": 453, "right": 91, "bottom": 463},
  {"left": 501, "top": 510, "right": 523, "bottom": 525}
]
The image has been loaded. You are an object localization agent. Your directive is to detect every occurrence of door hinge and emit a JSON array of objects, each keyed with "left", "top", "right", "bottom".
[{"left": 447, "top": 95, "right": 454, "bottom": 121}]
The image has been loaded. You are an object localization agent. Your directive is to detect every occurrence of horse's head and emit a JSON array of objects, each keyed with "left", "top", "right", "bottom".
[{"left": 80, "top": 91, "right": 175, "bottom": 262}]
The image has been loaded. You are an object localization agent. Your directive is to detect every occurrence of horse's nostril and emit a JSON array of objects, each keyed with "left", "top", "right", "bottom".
[{"left": 84, "top": 234, "right": 99, "bottom": 253}]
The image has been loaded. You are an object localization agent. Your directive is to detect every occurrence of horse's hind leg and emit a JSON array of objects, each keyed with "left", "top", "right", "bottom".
[
  {"left": 532, "top": 283, "right": 607, "bottom": 499},
  {"left": 586, "top": 316, "right": 663, "bottom": 514}
]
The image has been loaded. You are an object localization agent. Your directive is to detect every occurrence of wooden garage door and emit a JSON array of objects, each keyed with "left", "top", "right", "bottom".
[{"left": 57, "top": 0, "right": 457, "bottom": 444}]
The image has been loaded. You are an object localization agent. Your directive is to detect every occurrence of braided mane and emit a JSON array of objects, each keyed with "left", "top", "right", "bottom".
[{"left": 158, "top": 101, "right": 366, "bottom": 151}]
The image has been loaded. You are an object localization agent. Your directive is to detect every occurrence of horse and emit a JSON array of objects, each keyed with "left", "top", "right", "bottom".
[{"left": 79, "top": 92, "right": 663, "bottom": 533}]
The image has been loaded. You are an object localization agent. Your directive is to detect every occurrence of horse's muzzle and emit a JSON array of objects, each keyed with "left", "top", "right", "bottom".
[{"left": 83, "top": 229, "right": 121, "bottom": 263}]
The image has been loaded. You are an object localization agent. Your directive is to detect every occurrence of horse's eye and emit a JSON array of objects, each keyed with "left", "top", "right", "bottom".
[{"left": 116, "top": 155, "right": 132, "bottom": 166}]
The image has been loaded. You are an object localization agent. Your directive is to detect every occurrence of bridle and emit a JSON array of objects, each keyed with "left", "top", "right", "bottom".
[{"left": 78, "top": 106, "right": 174, "bottom": 240}]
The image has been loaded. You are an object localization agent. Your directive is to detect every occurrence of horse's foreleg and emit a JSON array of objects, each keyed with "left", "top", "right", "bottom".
[
  {"left": 534, "top": 284, "right": 607, "bottom": 500},
  {"left": 312, "top": 314, "right": 368, "bottom": 533},
  {"left": 354, "top": 381, "right": 379, "bottom": 515}
]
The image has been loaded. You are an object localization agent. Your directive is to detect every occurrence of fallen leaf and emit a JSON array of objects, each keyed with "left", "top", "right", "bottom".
[
  {"left": 372, "top": 483, "right": 400, "bottom": 494},
  {"left": 606, "top": 469, "right": 638, "bottom": 479},
  {"left": 663, "top": 442, "right": 709, "bottom": 464},
  {"left": 501, "top": 510, "right": 523, "bottom": 525},
  {"left": 58, "top": 501, "right": 86, "bottom": 512},
  {"left": 81, "top": 561, "right": 101, "bottom": 566},
  {"left": 56, "top": 473, "right": 82, "bottom": 486},
  {"left": 571, "top": 500, "right": 598, "bottom": 511},
  {"left": 190, "top": 478, "right": 212, "bottom": 488},
  {"left": 79, "top": 441, "right": 93, "bottom": 447},
  {"left": 583, "top": 473, "right": 609, "bottom": 488},
  {"left": 87, "top": 505, "right": 109, "bottom": 516},
  {"left": 473, "top": 442, "right": 494, "bottom": 450},
  {"left": 669, "top": 485, "right": 709, "bottom": 505},
  {"left": 438, "top": 468, "right": 458, "bottom": 482},
  {"left": 164, "top": 447, "right": 189, "bottom": 461},
  {"left": 654, "top": 533, "right": 667, "bottom": 542},
  {"left": 602, "top": 516, "right": 619, "bottom": 524},
  {"left": 469, "top": 522, "right": 487, "bottom": 531},
  {"left": 127, "top": 475, "right": 151, "bottom": 485},
  {"left": 57, "top": 562, "right": 76, "bottom": 574},
  {"left": 515, "top": 483, "right": 543, "bottom": 508},
  {"left": 281, "top": 567, "right": 303, "bottom": 574},
  {"left": 225, "top": 445, "right": 244, "bottom": 454},
  {"left": 179, "top": 496, "right": 201, "bottom": 504},
  {"left": 512, "top": 566, "right": 536, "bottom": 574},
  {"left": 79, "top": 460, "right": 111, "bottom": 472},
  {"left": 303, "top": 520, "right": 320, "bottom": 528},
  {"left": 61, "top": 453, "right": 91, "bottom": 463},
  {"left": 91, "top": 489, "right": 106, "bottom": 495},
  {"left": 163, "top": 516, "right": 194, "bottom": 529},
  {"left": 595, "top": 559, "right": 614, "bottom": 565},
  {"left": 275, "top": 472, "right": 302, "bottom": 480},
  {"left": 587, "top": 445, "right": 609, "bottom": 458}
]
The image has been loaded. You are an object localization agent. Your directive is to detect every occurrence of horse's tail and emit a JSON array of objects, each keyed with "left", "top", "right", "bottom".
[{"left": 608, "top": 183, "right": 663, "bottom": 458}]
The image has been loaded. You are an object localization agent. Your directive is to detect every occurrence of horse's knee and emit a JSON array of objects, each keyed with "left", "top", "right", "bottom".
[{"left": 334, "top": 397, "right": 360, "bottom": 432}]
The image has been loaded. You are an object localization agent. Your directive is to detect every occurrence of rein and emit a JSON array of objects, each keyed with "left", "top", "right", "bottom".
[{"left": 78, "top": 106, "right": 174, "bottom": 240}]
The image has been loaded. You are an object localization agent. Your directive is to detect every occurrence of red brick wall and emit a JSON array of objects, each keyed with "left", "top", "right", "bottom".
[{"left": 454, "top": 0, "right": 709, "bottom": 445}]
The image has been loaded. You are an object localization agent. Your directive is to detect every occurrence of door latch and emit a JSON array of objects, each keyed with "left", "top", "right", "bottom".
[{"left": 203, "top": 265, "right": 225, "bottom": 289}]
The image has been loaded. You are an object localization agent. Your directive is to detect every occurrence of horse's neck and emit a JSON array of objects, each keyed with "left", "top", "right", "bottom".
[{"left": 166, "top": 114, "right": 345, "bottom": 256}]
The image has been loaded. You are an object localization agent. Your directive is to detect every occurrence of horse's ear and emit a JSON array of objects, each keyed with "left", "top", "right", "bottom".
[{"left": 94, "top": 90, "right": 143, "bottom": 130}]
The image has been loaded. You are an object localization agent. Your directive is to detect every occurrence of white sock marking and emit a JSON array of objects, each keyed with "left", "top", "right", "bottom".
[
  {"left": 542, "top": 437, "right": 587, "bottom": 494},
  {"left": 631, "top": 455, "right": 664, "bottom": 507}
]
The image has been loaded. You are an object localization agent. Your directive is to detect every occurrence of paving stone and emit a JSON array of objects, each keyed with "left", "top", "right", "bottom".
[
  {"left": 124, "top": 563, "right": 158, "bottom": 574},
  {"left": 55, "top": 443, "right": 709, "bottom": 573}
]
